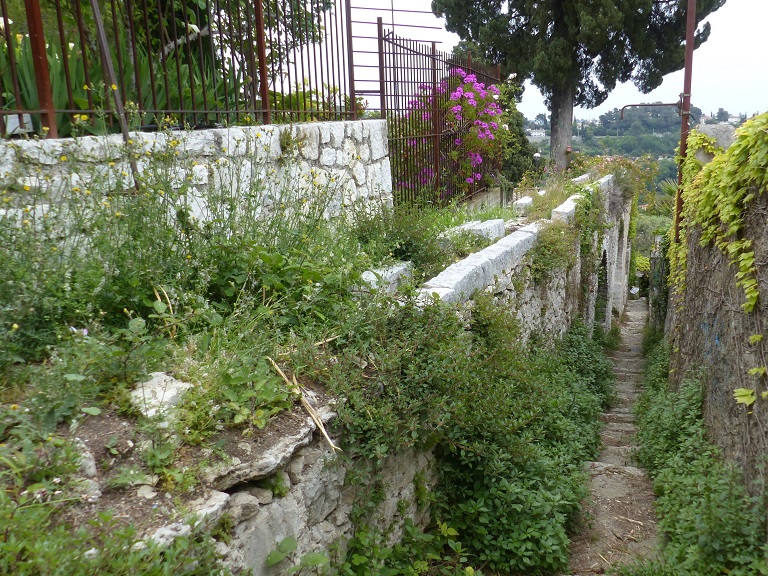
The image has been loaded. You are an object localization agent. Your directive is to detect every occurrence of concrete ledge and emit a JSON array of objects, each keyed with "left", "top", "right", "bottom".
[
  {"left": 444, "top": 218, "right": 506, "bottom": 241},
  {"left": 551, "top": 194, "right": 583, "bottom": 223},
  {"left": 418, "top": 190, "right": 588, "bottom": 305},
  {"left": 512, "top": 195, "right": 533, "bottom": 215}
]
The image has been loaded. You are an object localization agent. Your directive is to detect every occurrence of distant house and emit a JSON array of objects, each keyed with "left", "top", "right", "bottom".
[{"left": 527, "top": 129, "right": 546, "bottom": 137}]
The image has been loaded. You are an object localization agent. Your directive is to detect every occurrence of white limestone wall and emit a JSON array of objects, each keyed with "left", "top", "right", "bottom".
[{"left": 0, "top": 120, "right": 393, "bottom": 217}]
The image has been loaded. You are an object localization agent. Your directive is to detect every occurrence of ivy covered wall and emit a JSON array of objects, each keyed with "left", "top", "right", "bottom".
[{"left": 668, "top": 113, "right": 768, "bottom": 492}]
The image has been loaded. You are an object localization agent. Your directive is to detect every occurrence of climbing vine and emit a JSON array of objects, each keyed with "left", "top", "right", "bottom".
[{"left": 669, "top": 113, "right": 768, "bottom": 312}]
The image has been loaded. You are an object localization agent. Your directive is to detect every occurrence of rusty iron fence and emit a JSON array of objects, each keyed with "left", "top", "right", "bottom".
[
  {"left": 3, "top": 0, "right": 502, "bottom": 204},
  {"left": 1, "top": 0, "right": 356, "bottom": 137}
]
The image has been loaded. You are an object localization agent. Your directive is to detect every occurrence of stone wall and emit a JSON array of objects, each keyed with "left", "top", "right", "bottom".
[
  {"left": 668, "top": 124, "right": 768, "bottom": 492},
  {"left": 419, "top": 174, "right": 632, "bottom": 340},
  {"left": 0, "top": 120, "right": 393, "bottom": 217}
]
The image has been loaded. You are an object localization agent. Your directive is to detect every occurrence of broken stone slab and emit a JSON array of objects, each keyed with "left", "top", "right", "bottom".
[
  {"left": 130, "top": 372, "right": 194, "bottom": 420},
  {"left": 203, "top": 406, "right": 336, "bottom": 491},
  {"left": 512, "top": 195, "right": 533, "bottom": 215},
  {"left": 360, "top": 262, "right": 413, "bottom": 294},
  {"left": 150, "top": 523, "right": 192, "bottom": 547},
  {"left": 440, "top": 219, "right": 506, "bottom": 242}
]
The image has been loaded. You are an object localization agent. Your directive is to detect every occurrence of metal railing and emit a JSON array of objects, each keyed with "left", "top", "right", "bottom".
[{"left": 1, "top": 0, "right": 356, "bottom": 137}]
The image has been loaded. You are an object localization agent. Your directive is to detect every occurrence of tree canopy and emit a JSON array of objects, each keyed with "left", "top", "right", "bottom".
[{"left": 432, "top": 0, "right": 726, "bottom": 169}]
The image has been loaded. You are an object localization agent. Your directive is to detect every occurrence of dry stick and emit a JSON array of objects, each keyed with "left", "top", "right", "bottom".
[
  {"left": 152, "top": 285, "right": 176, "bottom": 339},
  {"left": 266, "top": 356, "right": 341, "bottom": 452},
  {"left": 615, "top": 514, "right": 645, "bottom": 526}
]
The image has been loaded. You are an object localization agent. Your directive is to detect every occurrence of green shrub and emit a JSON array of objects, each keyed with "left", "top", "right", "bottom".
[
  {"left": 318, "top": 294, "right": 613, "bottom": 574},
  {"left": 623, "top": 340, "right": 768, "bottom": 575}
]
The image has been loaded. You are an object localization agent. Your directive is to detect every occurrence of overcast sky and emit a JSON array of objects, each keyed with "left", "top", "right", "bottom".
[{"left": 407, "top": 0, "right": 768, "bottom": 121}]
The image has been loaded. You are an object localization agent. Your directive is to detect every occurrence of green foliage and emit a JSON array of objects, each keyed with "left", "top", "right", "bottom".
[
  {"left": 625, "top": 340, "right": 768, "bottom": 575},
  {"left": 347, "top": 201, "right": 500, "bottom": 282},
  {"left": 0, "top": 506, "right": 227, "bottom": 576},
  {"left": 671, "top": 114, "right": 768, "bottom": 313},
  {"left": 316, "top": 291, "right": 613, "bottom": 573},
  {"left": 335, "top": 521, "right": 475, "bottom": 576},
  {"left": 0, "top": 403, "right": 227, "bottom": 575},
  {"left": 529, "top": 221, "right": 579, "bottom": 282}
]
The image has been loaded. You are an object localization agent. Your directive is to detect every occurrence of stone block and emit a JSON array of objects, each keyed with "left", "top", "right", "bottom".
[
  {"left": 551, "top": 194, "right": 583, "bottom": 223},
  {"left": 319, "top": 148, "right": 336, "bottom": 166},
  {"left": 184, "top": 129, "right": 219, "bottom": 156},
  {"left": 15, "top": 139, "right": 64, "bottom": 165},
  {"left": 298, "top": 125, "right": 320, "bottom": 160},
  {"left": 512, "top": 195, "right": 533, "bottom": 215},
  {"left": 361, "top": 262, "right": 414, "bottom": 294},
  {"left": 369, "top": 125, "right": 388, "bottom": 160},
  {"left": 415, "top": 286, "right": 457, "bottom": 305},
  {"left": 329, "top": 123, "right": 345, "bottom": 147}
]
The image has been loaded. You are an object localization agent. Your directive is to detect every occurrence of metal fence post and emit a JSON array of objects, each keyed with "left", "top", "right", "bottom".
[
  {"left": 253, "top": 0, "right": 272, "bottom": 125},
  {"left": 344, "top": 0, "right": 356, "bottom": 120},
  {"left": 24, "top": 0, "right": 58, "bottom": 138},
  {"left": 431, "top": 41, "right": 439, "bottom": 192},
  {"left": 377, "top": 17, "right": 386, "bottom": 120}
]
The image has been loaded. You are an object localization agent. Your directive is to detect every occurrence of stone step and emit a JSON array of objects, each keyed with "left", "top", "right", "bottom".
[
  {"left": 602, "top": 412, "right": 636, "bottom": 424},
  {"left": 597, "top": 445, "right": 634, "bottom": 467}
]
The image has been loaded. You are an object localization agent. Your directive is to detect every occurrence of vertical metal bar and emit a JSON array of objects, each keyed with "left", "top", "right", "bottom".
[
  {"left": 89, "top": 0, "right": 140, "bottom": 191},
  {"left": 285, "top": 0, "right": 299, "bottom": 120},
  {"left": 253, "top": 0, "right": 271, "bottom": 124},
  {"left": 377, "top": 17, "right": 386, "bottom": 119},
  {"left": 140, "top": 0, "right": 159, "bottom": 119},
  {"left": 297, "top": 0, "right": 310, "bottom": 120},
  {"left": 674, "top": 0, "right": 697, "bottom": 243},
  {"left": 192, "top": 2, "right": 208, "bottom": 123},
  {"left": 124, "top": 0, "right": 142, "bottom": 109},
  {"left": 205, "top": 0, "right": 222, "bottom": 124},
  {"left": 110, "top": 0, "right": 127, "bottom": 103},
  {"left": 164, "top": 0, "right": 186, "bottom": 124},
  {"left": 344, "top": 0, "right": 356, "bottom": 119},
  {"left": 431, "top": 41, "right": 439, "bottom": 193},
  {"left": 264, "top": 0, "right": 278, "bottom": 122},
  {"left": 25, "top": 0, "right": 58, "bottom": 137},
  {"left": 241, "top": 0, "right": 257, "bottom": 120},
  {"left": 73, "top": 0, "right": 94, "bottom": 114},
  {"left": 178, "top": 0, "right": 197, "bottom": 125},
  {"left": 54, "top": 0, "right": 76, "bottom": 119},
  {"left": 223, "top": 0, "right": 240, "bottom": 122},
  {"left": 308, "top": 0, "right": 321, "bottom": 119},
  {"left": 1, "top": 0, "right": 24, "bottom": 133},
  {"left": 155, "top": 0, "right": 173, "bottom": 121}
]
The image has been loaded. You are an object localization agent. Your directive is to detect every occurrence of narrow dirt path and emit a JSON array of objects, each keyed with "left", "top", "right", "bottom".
[{"left": 565, "top": 298, "right": 659, "bottom": 574}]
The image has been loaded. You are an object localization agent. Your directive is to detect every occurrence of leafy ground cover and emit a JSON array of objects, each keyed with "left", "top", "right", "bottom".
[{"left": 618, "top": 338, "right": 768, "bottom": 576}]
